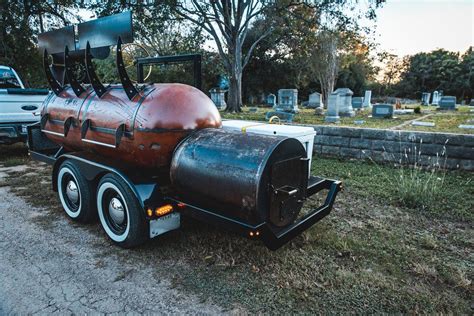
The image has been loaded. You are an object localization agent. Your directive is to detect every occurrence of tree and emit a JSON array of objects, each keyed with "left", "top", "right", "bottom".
[
  {"left": 0, "top": 1, "right": 79, "bottom": 87},
  {"left": 394, "top": 49, "right": 464, "bottom": 98},
  {"left": 456, "top": 47, "right": 474, "bottom": 101},
  {"left": 174, "top": 0, "right": 289, "bottom": 112},
  {"left": 310, "top": 30, "right": 339, "bottom": 107}
]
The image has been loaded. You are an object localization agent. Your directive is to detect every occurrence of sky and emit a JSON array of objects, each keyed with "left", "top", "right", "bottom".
[{"left": 374, "top": 0, "right": 473, "bottom": 57}]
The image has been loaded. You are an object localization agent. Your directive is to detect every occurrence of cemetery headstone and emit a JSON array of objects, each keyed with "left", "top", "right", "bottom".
[
  {"left": 458, "top": 124, "right": 474, "bottom": 129},
  {"left": 307, "top": 92, "right": 323, "bottom": 108},
  {"left": 325, "top": 93, "right": 340, "bottom": 123},
  {"left": 266, "top": 93, "right": 276, "bottom": 107},
  {"left": 209, "top": 88, "right": 226, "bottom": 110},
  {"left": 432, "top": 91, "right": 440, "bottom": 105},
  {"left": 421, "top": 92, "right": 431, "bottom": 105},
  {"left": 438, "top": 96, "right": 456, "bottom": 110},
  {"left": 352, "top": 97, "right": 364, "bottom": 109},
  {"left": 276, "top": 89, "right": 298, "bottom": 113},
  {"left": 372, "top": 104, "right": 394, "bottom": 118},
  {"left": 248, "top": 107, "right": 258, "bottom": 113},
  {"left": 394, "top": 109, "right": 414, "bottom": 115},
  {"left": 333, "top": 88, "right": 355, "bottom": 117},
  {"left": 470, "top": 99, "right": 474, "bottom": 106},
  {"left": 363, "top": 90, "right": 372, "bottom": 107},
  {"left": 412, "top": 121, "right": 435, "bottom": 127}
]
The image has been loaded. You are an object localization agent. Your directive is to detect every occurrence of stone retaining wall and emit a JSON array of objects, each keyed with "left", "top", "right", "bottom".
[{"left": 309, "top": 125, "right": 474, "bottom": 171}]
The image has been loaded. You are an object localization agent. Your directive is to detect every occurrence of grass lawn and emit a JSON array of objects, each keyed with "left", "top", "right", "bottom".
[
  {"left": 0, "top": 144, "right": 472, "bottom": 313},
  {"left": 223, "top": 105, "right": 474, "bottom": 134}
]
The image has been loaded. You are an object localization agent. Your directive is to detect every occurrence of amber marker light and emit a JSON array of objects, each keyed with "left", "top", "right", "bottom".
[
  {"left": 146, "top": 208, "right": 153, "bottom": 217},
  {"left": 155, "top": 204, "right": 173, "bottom": 217}
]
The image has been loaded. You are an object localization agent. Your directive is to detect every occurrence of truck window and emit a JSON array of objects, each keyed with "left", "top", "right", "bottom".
[{"left": 0, "top": 68, "right": 22, "bottom": 89}]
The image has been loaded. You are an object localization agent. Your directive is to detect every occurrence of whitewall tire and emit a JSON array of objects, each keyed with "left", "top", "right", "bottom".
[
  {"left": 96, "top": 173, "right": 148, "bottom": 248},
  {"left": 57, "top": 160, "right": 96, "bottom": 223}
]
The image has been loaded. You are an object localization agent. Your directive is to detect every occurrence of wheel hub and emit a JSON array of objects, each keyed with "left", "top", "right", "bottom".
[
  {"left": 65, "top": 180, "right": 79, "bottom": 204},
  {"left": 108, "top": 197, "right": 125, "bottom": 225}
]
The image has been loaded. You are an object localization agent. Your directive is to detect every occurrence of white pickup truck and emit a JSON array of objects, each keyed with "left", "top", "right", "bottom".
[{"left": 0, "top": 66, "right": 49, "bottom": 144}]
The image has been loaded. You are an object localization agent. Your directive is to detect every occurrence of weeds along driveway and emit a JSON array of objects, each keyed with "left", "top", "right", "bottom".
[{"left": 0, "top": 144, "right": 472, "bottom": 314}]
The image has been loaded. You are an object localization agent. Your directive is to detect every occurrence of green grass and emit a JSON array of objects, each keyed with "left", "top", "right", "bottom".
[
  {"left": 312, "top": 157, "right": 473, "bottom": 222},
  {"left": 222, "top": 105, "right": 474, "bottom": 134},
  {"left": 0, "top": 143, "right": 29, "bottom": 166},
  {"left": 0, "top": 145, "right": 472, "bottom": 314}
]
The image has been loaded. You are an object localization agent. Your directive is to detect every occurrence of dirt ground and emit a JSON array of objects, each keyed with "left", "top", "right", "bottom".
[{"left": 0, "top": 165, "right": 223, "bottom": 314}]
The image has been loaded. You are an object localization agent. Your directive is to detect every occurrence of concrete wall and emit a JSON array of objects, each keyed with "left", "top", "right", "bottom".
[{"left": 310, "top": 125, "right": 474, "bottom": 171}]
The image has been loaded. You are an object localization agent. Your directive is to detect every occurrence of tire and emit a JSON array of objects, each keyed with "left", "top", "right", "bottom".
[
  {"left": 57, "top": 160, "right": 96, "bottom": 223},
  {"left": 96, "top": 173, "right": 148, "bottom": 248}
]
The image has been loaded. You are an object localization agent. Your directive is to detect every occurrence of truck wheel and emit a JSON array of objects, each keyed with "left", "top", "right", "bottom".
[
  {"left": 96, "top": 173, "right": 148, "bottom": 248},
  {"left": 57, "top": 160, "right": 96, "bottom": 223}
]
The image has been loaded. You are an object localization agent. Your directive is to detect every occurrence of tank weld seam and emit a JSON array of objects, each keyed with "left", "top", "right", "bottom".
[
  {"left": 130, "top": 87, "right": 156, "bottom": 134},
  {"left": 136, "top": 127, "right": 192, "bottom": 133}
]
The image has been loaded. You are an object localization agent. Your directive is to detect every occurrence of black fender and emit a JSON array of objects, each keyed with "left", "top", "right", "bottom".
[{"left": 52, "top": 153, "right": 164, "bottom": 211}]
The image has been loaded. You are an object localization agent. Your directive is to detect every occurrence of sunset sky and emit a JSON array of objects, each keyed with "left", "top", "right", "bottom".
[{"left": 374, "top": 0, "right": 473, "bottom": 56}]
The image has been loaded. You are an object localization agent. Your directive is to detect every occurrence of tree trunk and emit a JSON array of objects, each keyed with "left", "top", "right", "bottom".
[{"left": 226, "top": 68, "right": 243, "bottom": 112}]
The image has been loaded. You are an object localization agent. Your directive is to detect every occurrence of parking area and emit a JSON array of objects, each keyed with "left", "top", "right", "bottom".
[{"left": 0, "top": 164, "right": 222, "bottom": 314}]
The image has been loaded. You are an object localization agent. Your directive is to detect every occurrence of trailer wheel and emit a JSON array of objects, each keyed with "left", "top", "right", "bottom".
[
  {"left": 57, "top": 160, "right": 96, "bottom": 223},
  {"left": 96, "top": 173, "right": 148, "bottom": 248}
]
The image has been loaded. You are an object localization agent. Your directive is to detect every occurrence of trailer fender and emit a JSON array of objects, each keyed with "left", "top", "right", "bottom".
[{"left": 52, "top": 154, "right": 147, "bottom": 209}]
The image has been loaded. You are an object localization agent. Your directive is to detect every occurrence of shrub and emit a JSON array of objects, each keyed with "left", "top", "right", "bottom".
[
  {"left": 391, "top": 140, "right": 447, "bottom": 211},
  {"left": 364, "top": 138, "right": 449, "bottom": 212},
  {"left": 414, "top": 106, "right": 421, "bottom": 114}
]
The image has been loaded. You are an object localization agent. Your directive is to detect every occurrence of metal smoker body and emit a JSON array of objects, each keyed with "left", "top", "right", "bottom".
[{"left": 28, "top": 12, "right": 342, "bottom": 250}]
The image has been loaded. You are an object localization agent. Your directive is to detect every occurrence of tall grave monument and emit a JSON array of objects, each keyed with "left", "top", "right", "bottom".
[
  {"left": 333, "top": 88, "right": 355, "bottom": 117},
  {"left": 421, "top": 92, "right": 431, "bottom": 105},
  {"left": 209, "top": 88, "right": 226, "bottom": 110},
  {"left": 363, "top": 90, "right": 372, "bottom": 108},
  {"left": 325, "top": 93, "right": 340, "bottom": 123}
]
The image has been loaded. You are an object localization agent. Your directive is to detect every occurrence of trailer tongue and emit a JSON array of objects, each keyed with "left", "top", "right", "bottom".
[{"left": 28, "top": 12, "right": 341, "bottom": 250}]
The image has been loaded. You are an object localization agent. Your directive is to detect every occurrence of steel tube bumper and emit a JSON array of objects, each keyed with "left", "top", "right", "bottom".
[
  {"left": 260, "top": 177, "right": 342, "bottom": 250},
  {"left": 171, "top": 176, "right": 342, "bottom": 250}
]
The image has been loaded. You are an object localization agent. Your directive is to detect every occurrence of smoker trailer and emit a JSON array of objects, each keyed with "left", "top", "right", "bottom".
[{"left": 27, "top": 12, "right": 341, "bottom": 250}]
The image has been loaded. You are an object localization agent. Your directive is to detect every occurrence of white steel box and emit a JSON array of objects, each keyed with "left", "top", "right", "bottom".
[{"left": 221, "top": 120, "right": 316, "bottom": 177}]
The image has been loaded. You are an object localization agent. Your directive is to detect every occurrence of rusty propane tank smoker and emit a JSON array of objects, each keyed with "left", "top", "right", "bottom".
[{"left": 28, "top": 12, "right": 341, "bottom": 250}]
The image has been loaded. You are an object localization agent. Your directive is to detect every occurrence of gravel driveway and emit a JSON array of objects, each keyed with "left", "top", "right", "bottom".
[{"left": 0, "top": 167, "right": 222, "bottom": 314}]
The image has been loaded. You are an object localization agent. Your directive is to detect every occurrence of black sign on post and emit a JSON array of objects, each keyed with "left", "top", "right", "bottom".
[{"left": 136, "top": 54, "right": 202, "bottom": 91}]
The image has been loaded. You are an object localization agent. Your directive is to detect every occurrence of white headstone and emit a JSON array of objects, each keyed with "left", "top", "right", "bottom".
[
  {"left": 325, "top": 93, "right": 340, "bottom": 123},
  {"left": 421, "top": 92, "right": 431, "bottom": 105},
  {"left": 412, "top": 121, "right": 435, "bottom": 127},
  {"left": 209, "top": 88, "right": 226, "bottom": 110},
  {"left": 393, "top": 109, "right": 414, "bottom": 115},
  {"left": 363, "top": 90, "right": 372, "bottom": 108},
  {"left": 308, "top": 92, "right": 323, "bottom": 108},
  {"left": 432, "top": 91, "right": 439, "bottom": 105},
  {"left": 333, "top": 88, "right": 355, "bottom": 117}
]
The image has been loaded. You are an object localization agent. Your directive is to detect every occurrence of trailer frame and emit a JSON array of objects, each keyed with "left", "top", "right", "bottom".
[{"left": 27, "top": 123, "right": 341, "bottom": 250}]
